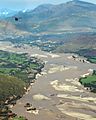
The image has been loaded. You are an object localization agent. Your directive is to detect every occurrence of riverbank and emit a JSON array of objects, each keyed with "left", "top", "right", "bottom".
[{"left": 0, "top": 49, "right": 44, "bottom": 120}]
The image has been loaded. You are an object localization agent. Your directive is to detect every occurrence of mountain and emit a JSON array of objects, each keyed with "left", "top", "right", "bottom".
[
  {"left": 0, "top": 20, "right": 32, "bottom": 41},
  {"left": 8, "top": 0, "right": 96, "bottom": 34},
  {"left": 0, "top": 0, "right": 96, "bottom": 56},
  {"left": 0, "top": 9, "right": 17, "bottom": 18}
]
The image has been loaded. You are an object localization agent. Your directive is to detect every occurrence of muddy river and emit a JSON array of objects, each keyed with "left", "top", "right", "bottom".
[{"left": 1, "top": 43, "right": 96, "bottom": 120}]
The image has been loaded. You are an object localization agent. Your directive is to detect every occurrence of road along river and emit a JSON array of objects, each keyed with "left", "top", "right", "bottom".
[{"left": 1, "top": 44, "right": 96, "bottom": 120}]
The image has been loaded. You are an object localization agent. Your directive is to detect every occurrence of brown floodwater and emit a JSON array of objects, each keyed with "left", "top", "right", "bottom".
[{"left": 2, "top": 44, "right": 96, "bottom": 120}]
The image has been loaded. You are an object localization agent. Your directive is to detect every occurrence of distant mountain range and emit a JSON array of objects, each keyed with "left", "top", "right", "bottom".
[
  {"left": 0, "top": 0, "right": 96, "bottom": 55},
  {"left": 0, "top": 9, "right": 17, "bottom": 18}
]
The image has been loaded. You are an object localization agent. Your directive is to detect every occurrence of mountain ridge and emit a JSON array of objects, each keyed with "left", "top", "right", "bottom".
[
  {"left": 6, "top": 0, "right": 96, "bottom": 34},
  {"left": 0, "top": 0, "right": 96, "bottom": 55}
]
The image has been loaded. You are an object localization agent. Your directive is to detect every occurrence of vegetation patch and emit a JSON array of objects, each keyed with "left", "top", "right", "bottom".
[
  {"left": 13, "top": 116, "right": 27, "bottom": 120},
  {"left": 87, "top": 57, "right": 96, "bottom": 64},
  {"left": 79, "top": 70, "right": 96, "bottom": 93},
  {"left": 0, "top": 50, "right": 44, "bottom": 82},
  {"left": 0, "top": 50, "right": 44, "bottom": 120}
]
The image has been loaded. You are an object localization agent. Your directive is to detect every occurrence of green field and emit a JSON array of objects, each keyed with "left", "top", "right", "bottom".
[
  {"left": 0, "top": 50, "right": 44, "bottom": 82},
  {"left": 87, "top": 57, "right": 96, "bottom": 64},
  {"left": 79, "top": 71, "right": 96, "bottom": 93},
  {"left": 13, "top": 116, "right": 26, "bottom": 120},
  {"left": 80, "top": 75, "right": 96, "bottom": 85}
]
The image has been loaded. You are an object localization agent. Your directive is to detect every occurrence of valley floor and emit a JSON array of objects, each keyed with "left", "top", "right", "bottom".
[{"left": 1, "top": 42, "right": 96, "bottom": 120}]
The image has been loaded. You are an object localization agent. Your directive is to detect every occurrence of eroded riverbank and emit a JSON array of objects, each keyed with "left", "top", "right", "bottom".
[{"left": 1, "top": 43, "right": 96, "bottom": 120}]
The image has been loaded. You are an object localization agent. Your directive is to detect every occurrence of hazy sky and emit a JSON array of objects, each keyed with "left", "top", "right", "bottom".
[{"left": 0, "top": 0, "right": 96, "bottom": 10}]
